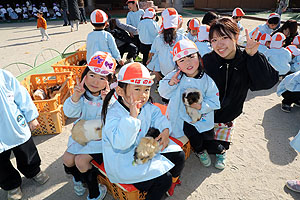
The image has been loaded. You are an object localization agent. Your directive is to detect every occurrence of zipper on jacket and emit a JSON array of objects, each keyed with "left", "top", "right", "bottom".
[{"left": 221, "top": 63, "right": 229, "bottom": 105}]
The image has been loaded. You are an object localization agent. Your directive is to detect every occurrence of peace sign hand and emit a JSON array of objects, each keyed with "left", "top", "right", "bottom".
[
  {"left": 168, "top": 70, "right": 181, "bottom": 86},
  {"left": 101, "top": 80, "right": 110, "bottom": 100},
  {"left": 129, "top": 94, "right": 142, "bottom": 118},
  {"left": 72, "top": 76, "right": 86, "bottom": 102},
  {"left": 245, "top": 28, "right": 260, "bottom": 56}
]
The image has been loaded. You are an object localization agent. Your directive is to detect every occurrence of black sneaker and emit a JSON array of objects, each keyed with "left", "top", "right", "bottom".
[
  {"left": 294, "top": 101, "right": 300, "bottom": 107},
  {"left": 281, "top": 103, "right": 291, "bottom": 112}
]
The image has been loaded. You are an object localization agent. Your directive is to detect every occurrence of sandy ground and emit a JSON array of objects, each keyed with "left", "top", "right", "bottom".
[{"left": 0, "top": 14, "right": 300, "bottom": 200}]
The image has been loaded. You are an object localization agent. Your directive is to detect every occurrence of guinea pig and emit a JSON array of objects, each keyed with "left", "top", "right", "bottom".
[
  {"left": 182, "top": 88, "right": 203, "bottom": 123},
  {"left": 33, "top": 89, "right": 47, "bottom": 100}
]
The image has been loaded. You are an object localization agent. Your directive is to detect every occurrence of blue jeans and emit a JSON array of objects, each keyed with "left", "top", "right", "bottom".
[
  {"left": 79, "top": 7, "right": 87, "bottom": 22},
  {"left": 63, "top": 9, "right": 69, "bottom": 25}
]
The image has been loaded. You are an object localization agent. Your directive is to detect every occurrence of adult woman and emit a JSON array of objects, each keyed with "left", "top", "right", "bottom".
[
  {"left": 272, "top": 19, "right": 298, "bottom": 47},
  {"left": 202, "top": 18, "right": 279, "bottom": 168},
  {"left": 67, "top": 0, "right": 80, "bottom": 32}
]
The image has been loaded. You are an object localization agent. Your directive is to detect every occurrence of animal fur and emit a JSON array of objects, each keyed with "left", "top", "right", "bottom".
[
  {"left": 46, "top": 85, "right": 61, "bottom": 99},
  {"left": 133, "top": 127, "right": 162, "bottom": 165},
  {"left": 182, "top": 88, "right": 203, "bottom": 123},
  {"left": 33, "top": 89, "right": 47, "bottom": 100},
  {"left": 71, "top": 119, "right": 102, "bottom": 146}
]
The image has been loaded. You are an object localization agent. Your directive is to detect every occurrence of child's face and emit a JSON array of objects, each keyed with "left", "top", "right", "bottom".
[
  {"left": 127, "top": 2, "right": 136, "bottom": 11},
  {"left": 84, "top": 71, "right": 108, "bottom": 95},
  {"left": 119, "top": 84, "right": 150, "bottom": 108},
  {"left": 233, "top": 16, "right": 242, "bottom": 22},
  {"left": 283, "top": 28, "right": 290, "bottom": 37},
  {"left": 176, "top": 53, "right": 200, "bottom": 77},
  {"left": 210, "top": 31, "right": 238, "bottom": 60},
  {"left": 267, "top": 23, "right": 278, "bottom": 30},
  {"left": 190, "top": 29, "right": 198, "bottom": 36},
  {"left": 37, "top": 13, "right": 41, "bottom": 18}
]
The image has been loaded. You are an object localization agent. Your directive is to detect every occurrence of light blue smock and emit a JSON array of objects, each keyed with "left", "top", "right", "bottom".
[
  {"left": 277, "top": 70, "right": 300, "bottom": 96},
  {"left": 258, "top": 45, "right": 269, "bottom": 57},
  {"left": 290, "top": 130, "right": 300, "bottom": 153},
  {"left": 102, "top": 100, "right": 182, "bottom": 184},
  {"left": 265, "top": 47, "right": 292, "bottom": 75},
  {"left": 195, "top": 41, "right": 212, "bottom": 57},
  {"left": 126, "top": 9, "right": 144, "bottom": 33},
  {"left": 158, "top": 70, "right": 220, "bottom": 138},
  {"left": 137, "top": 18, "right": 159, "bottom": 45},
  {"left": 0, "top": 69, "right": 39, "bottom": 153},
  {"left": 149, "top": 33, "right": 187, "bottom": 76},
  {"left": 86, "top": 30, "right": 121, "bottom": 63},
  {"left": 186, "top": 32, "right": 197, "bottom": 42},
  {"left": 255, "top": 23, "right": 274, "bottom": 35},
  {"left": 290, "top": 55, "right": 300, "bottom": 73},
  {"left": 177, "top": 28, "right": 185, "bottom": 35}
]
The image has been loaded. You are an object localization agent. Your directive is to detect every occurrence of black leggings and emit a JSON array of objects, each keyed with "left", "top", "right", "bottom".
[
  {"left": 282, "top": 91, "right": 300, "bottom": 105},
  {"left": 119, "top": 42, "right": 138, "bottom": 60},
  {"left": 0, "top": 137, "right": 41, "bottom": 190},
  {"left": 140, "top": 43, "right": 152, "bottom": 65}
]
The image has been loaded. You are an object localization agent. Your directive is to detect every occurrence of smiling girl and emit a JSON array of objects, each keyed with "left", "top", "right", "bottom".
[{"left": 203, "top": 18, "right": 279, "bottom": 168}]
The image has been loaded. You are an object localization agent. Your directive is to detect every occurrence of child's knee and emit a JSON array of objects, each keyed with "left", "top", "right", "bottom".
[
  {"left": 62, "top": 152, "right": 75, "bottom": 167},
  {"left": 75, "top": 155, "right": 92, "bottom": 172}
]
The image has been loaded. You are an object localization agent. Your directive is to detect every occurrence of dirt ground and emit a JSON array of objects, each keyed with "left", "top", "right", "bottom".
[{"left": 0, "top": 14, "right": 300, "bottom": 200}]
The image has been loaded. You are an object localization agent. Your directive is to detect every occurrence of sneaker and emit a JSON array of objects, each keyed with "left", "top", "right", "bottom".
[
  {"left": 73, "top": 177, "right": 86, "bottom": 196},
  {"left": 85, "top": 21, "right": 88, "bottom": 24},
  {"left": 79, "top": 22, "right": 83, "bottom": 24},
  {"left": 87, "top": 184, "right": 107, "bottom": 200},
  {"left": 40, "top": 38, "right": 45, "bottom": 41},
  {"left": 166, "top": 178, "right": 181, "bottom": 196},
  {"left": 7, "top": 187, "right": 22, "bottom": 200},
  {"left": 286, "top": 180, "right": 300, "bottom": 192},
  {"left": 63, "top": 24, "right": 68, "bottom": 26},
  {"left": 294, "top": 101, "right": 300, "bottom": 107},
  {"left": 196, "top": 150, "right": 211, "bottom": 167},
  {"left": 281, "top": 103, "right": 291, "bottom": 112},
  {"left": 215, "top": 153, "right": 226, "bottom": 170},
  {"left": 33, "top": 171, "right": 49, "bottom": 185}
]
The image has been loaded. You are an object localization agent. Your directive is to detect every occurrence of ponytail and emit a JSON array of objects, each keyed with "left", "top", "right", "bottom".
[{"left": 162, "top": 28, "right": 177, "bottom": 46}]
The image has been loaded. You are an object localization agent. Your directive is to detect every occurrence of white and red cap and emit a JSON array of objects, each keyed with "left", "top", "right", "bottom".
[
  {"left": 286, "top": 45, "right": 300, "bottom": 56},
  {"left": 250, "top": 29, "right": 262, "bottom": 41},
  {"left": 88, "top": 51, "right": 116, "bottom": 75},
  {"left": 197, "top": 25, "right": 210, "bottom": 42},
  {"left": 270, "top": 32, "right": 286, "bottom": 49},
  {"left": 161, "top": 8, "right": 178, "bottom": 30},
  {"left": 232, "top": 7, "right": 245, "bottom": 17},
  {"left": 171, "top": 39, "right": 198, "bottom": 61},
  {"left": 90, "top": 9, "right": 108, "bottom": 24},
  {"left": 118, "top": 62, "right": 154, "bottom": 86},
  {"left": 268, "top": 13, "right": 280, "bottom": 20},
  {"left": 143, "top": 7, "right": 156, "bottom": 19},
  {"left": 189, "top": 18, "right": 201, "bottom": 30},
  {"left": 259, "top": 33, "right": 272, "bottom": 45},
  {"left": 292, "top": 35, "right": 300, "bottom": 45}
]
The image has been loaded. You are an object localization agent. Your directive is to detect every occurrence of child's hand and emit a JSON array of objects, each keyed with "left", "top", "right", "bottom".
[
  {"left": 190, "top": 102, "right": 202, "bottom": 110},
  {"left": 168, "top": 70, "right": 181, "bottom": 86},
  {"left": 156, "top": 129, "right": 169, "bottom": 151},
  {"left": 118, "top": 60, "right": 124, "bottom": 66},
  {"left": 245, "top": 28, "right": 260, "bottom": 56},
  {"left": 29, "top": 119, "right": 39, "bottom": 131},
  {"left": 72, "top": 76, "right": 86, "bottom": 102},
  {"left": 129, "top": 94, "right": 142, "bottom": 118},
  {"left": 101, "top": 80, "right": 110, "bottom": 100}
]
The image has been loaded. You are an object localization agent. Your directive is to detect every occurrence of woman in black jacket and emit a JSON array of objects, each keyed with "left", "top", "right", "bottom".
[{"left": 202, "top": 18, "right": 279, "bottom": 169}]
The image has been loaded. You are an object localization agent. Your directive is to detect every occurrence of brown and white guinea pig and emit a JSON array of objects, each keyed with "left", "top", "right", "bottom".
[
  {"left": 133, "top": 127, "right": 162, "bottom": 165},
  {"left": 182, "top": 88, "right": 203, "bottom": 123},
  {"left": 46, "top": 85, "right": 61, "bottom": 99},
  {"left": 71, "top": 119, "right": 102, "bottom": 146},
  {"left": 33, "top": 89, "right": 47, "bottom": 100}
]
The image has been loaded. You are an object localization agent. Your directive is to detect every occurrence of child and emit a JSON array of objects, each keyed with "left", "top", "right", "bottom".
[
  {"left": 137, "top": 7, "right": 159, "bottom": 65},
  {"left": 232, "top": 7, "right": 245, "bottom": 32},
  {"left": 186, "top": 18, "right": 201, "bottom": 42},
  {"left": 7, "top": 4, "right": 18, "bottom": 20},
  {"left": 147, "top": 8, "right": 187, "bottom": 80},
  {"left": 177, "top": 15, "right": 185, "bottom": 35},
  {"left": 195, "top": 25, "right": 212, "bottom": 57},
  {"left": 40, "top": 2, "right": 49, "bottom": 18},
  {"left": 0, "top": 5, "right": 7, "bottom": 21},
  {"left": 251, "top": 13, "right": 280, "bottom": 35},
  {"left": 158, "top": 39, "right": 221, "bottom": 168},
  {"left": 0, "top": 69, "right": 49, "bottom": 200},
  {"left": 265, "top": 32, "right": 291, "bottom": 75},
  {"left": 52, "top": 3, "right": 62, "bottom": 19},
  {"left": 202, "top": 11, "right": 219, "bottom": 26},
  {"left": 32, "top": 4, "right": 38, "bottom": 17},
  {"left": 15, "top": 4, "right": 23, "bottom": 20},
  {"left": 101, "top": 62, "right": 185, "bottom": 198},
  {"left": 277, "top": 70, "right": 300, "bottom": 112},
  {"left": 86, "top": 9, "right": 124, "bottom": 66},
  {"left": 22, "top": 4, "right": 28, "bottom": 19},
  {"left": 286, "top": 45, "right": 300, "bottom": 72},
  {"left": 37, "top": 11, "right": 50, "bottom": 41},
  {"left": 292, "top": 35, "right": 300, "bottom": 48},
  {"left": 63, "top": 51, "right": 116, "bottom": 200},
  {"left": 126, "top": 0, "right": 144, "bottom": 55},
  {"left": 258, "top": 33, "right": 272, "bottom": 56}
]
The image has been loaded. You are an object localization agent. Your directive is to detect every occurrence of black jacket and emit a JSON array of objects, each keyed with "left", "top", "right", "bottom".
[{"left": 203, "top": 48, "right": 279, "bottom": 123}]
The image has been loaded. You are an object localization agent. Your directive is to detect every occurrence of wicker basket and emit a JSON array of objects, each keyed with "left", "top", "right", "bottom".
[
  {"left": 77, "top": 44, "right": 86, "bottom": 51},
  {"left": 52, "top": 51, "right": 87, "bottom": 83},
  {"left": 92, "top": 161, "right": 147, "bottom": 200}
]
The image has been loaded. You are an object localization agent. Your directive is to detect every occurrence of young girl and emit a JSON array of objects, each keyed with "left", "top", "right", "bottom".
[
  {"left": 137, "top": 7, "right": 159, "bottom": 65},
  {"left": 232, "top": 7, "right": 245, "bottom": 32},
  {"left": 126, "top": 0, "right": 144, "bottom": 55},
  {"left": 101, "top": 62, "right": 185, "bottom": 198},
  {"left": 186, "top": 18, "right": 201, "bottom": 42},
  {"left": 158, "top": 39, "right": 221, "bottom": 168},
  {"left": 203, "top": 18, "right": 278, "bottom": 169},
  {"left": 177, "top": 15, "right": 185, "bottom": 35},
  {"left": 62, "top": 51, "right": 116, "bottom": 200},
  {"left": 195, "top": 25, "right": 212, "bottom": 57},
  {"left": 147, "top": 8, "right": 187, "bottom": 80}
]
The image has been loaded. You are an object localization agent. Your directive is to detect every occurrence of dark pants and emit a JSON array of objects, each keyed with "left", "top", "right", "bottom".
[
  {"left": 79, "top": 7, "right": 87, "bottom": 22},
  {"left": 62, "top": 9, "right": 69, "bottom": 25},
  {"left": 140, "top": 43, "right": 152, "bottom": 65},
  {"left": 183, "top": 122, "right": 228, "bottom": 154},
  {"left": 132, "top": 35, "right": 141, "bottom": 55},
  {"left": 118, "top": 43, "right": 137, "bottom": 60},
  {"left": 0, "top": 137, "right": 41, "bottom": 190},
  {"left": 282, "top": 91, "right": 300, "bottom": 105}
]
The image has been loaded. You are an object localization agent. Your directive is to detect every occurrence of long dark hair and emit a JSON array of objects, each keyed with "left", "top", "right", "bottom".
[
  {"left": 209, "top": 18, "right": 239, "bottom": 42},
  {"left": 162, "top": 28, "right": 177, "bottom": 46},
  {"left": 80, "top": 67, "right": 114, "bottom": 101}
]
